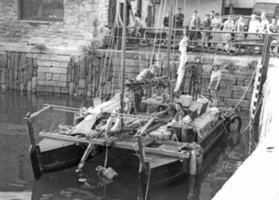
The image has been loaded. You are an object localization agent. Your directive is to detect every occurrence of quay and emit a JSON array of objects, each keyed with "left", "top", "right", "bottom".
[{"left": 212, "top": 58, "right": 279, "bottom": 200}]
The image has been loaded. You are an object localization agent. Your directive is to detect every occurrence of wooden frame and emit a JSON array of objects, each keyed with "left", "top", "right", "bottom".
[{"left": 17, "top": 0, "right": 64, "bottom": 22}]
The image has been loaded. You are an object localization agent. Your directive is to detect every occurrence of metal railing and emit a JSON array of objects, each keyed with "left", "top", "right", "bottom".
[{"left": 105, "top": 26, "right": 279, "bottom": 56}]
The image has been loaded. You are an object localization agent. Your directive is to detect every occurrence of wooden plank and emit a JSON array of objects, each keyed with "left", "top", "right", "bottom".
[
  {"left": 39, "top": 132, "right": 117, "bottom": 146},
  {"left": 40, "top": 131, "right": 190, "bottom": 159},
  {"left": 113, "top": 140, "right": 190, "bottom": 159}
]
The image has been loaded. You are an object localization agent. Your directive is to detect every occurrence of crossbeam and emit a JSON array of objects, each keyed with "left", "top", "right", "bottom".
[{"left": 39, "top": 131, "right": 190, "bottom": 159}]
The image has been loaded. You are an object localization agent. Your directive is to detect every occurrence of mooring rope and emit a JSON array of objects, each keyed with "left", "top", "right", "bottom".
[{"left": 144, "top": 166, "right": 152, "bottom": 200}]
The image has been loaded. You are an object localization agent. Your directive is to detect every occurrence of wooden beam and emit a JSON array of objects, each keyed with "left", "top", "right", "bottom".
[
  {"left": 39, "top": 132, "right": 117, "bottom": 146},
  {"left": 39, "top": 131, "right": 190, "bottom": 159}
]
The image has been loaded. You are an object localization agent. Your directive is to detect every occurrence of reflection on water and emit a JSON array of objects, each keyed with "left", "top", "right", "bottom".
[{"left": 0, "top": 91, "right": 250, "bottom": 200}]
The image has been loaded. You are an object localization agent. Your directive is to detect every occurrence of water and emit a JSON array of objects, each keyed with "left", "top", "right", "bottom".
[{"left": 0, "top": 91, "right": 251, "bottom": 200}]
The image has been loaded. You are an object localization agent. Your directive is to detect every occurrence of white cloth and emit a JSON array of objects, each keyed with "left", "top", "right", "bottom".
[
  {"left": 174, "top": 36, "right": 188, "bottom": 92},
  {"left": 248, "top": 19, "right": 260, "bottom": 33},
  {"left": 72, "top": 93, "right": 122, "bottom": 135}
]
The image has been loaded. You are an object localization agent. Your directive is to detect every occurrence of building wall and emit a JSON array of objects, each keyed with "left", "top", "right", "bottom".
[
  {"left": 0, "top": 0, "right": 110, "bottom": 55},
  {"left": 224, "top": 0, "right": 256, "bottom": 8}
]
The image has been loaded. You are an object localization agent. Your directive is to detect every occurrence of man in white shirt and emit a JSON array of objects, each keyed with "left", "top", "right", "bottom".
[{"left": 248, "top": 14, "right": 260, "bottom": 39}]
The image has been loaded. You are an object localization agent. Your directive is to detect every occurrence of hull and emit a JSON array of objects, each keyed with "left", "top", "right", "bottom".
[
  {"left": 140, "top": 118, "right": 226, "bottom": 189},
  {"left": 30, "top": 138, "right": 86, "bottom": 180}
]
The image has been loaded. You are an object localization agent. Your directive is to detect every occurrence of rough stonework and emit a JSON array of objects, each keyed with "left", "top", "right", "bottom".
[{"left": 0, "top": 49, "right": 259, "bottom": 111}]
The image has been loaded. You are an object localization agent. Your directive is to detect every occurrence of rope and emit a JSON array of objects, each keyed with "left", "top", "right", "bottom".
[
  {"left": 95, "top": 143, "right": 109, "bottom": 174},
  {"left": 233, "top": 70, "right": 256, "bottom": 110},
  {"left": 173, "top": 132, "right": 182, "bottom": 149},
  {"left": 144, "top": 166, "right": 151, "bottom": 200},
  {"left": 156, "top": 0, "right": 166, "bottom": 55}
]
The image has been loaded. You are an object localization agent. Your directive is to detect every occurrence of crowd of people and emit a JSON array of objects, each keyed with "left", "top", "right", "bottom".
[{"left": 130, "top": 7, "right": 279, "bottom": 53}]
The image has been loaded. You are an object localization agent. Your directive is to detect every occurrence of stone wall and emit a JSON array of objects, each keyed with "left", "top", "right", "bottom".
[
  {"left": 0, "top": 49, "right": 260, "bottom": 111},
  {"left": 0, "top": 0, "right": 110, "bottom": 55},
  {"left": 108, "top": 51, "right": 259, "bottom": 111}
]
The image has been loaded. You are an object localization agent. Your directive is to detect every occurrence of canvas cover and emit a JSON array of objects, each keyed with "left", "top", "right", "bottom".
[{"left": 71, "top": 93, "right": 121, "bottom": 135}]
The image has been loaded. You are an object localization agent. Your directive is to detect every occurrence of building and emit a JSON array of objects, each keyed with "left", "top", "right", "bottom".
[{"left": 0, "top": 0, "right": 258, "bottom": 96}]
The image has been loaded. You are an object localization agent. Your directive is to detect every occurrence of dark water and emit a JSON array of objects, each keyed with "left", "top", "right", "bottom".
[{"left": 0, "top": 91, "right": 251, "bottom": 200}]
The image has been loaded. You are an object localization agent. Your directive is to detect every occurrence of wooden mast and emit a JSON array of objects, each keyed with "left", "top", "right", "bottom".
[
  {"left": 120, "top": 0, "right": 128, "bottom": 129},
  {"left": 166, "top": 0, "right": 174, "bottom": 101}
]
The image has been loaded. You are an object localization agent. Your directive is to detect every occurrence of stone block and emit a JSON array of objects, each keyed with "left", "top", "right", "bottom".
[
  {"left": 60, "top": 87, "right": 69, "bottom": 94},
  {"left": 245, "top": 92, "right": 253, "bottom": 100},
  {"left": 46, "top": 80, "right": 56, "bottom": 86},
  {"left": 37, "top": 72, "right": 45, "bottom": 80},
  {"left": 227, "top": 85, "right": 253, "bottom": 93},
  {"left": 32, "top": 77, "right": 37, "bottom": 89},
  {"left": 224, "top": 98, "right": 250, "bottom": 108},
  {"left": 222, "top": 77, "right": 237, "bottom": 85},
  {"left": 222, "top": 72, "right": 247, "bottom": 79},
  {"left": 54, "top": 87, "right": 61, "bottom": 93},
  {"left": 125, "top": 52, "right": 139, "bottom": 59},
  {"left": 50, "top": 61, "right": 60, "bottom": 67},
  {"left": 46, "top": 73, "right": 52, "bottom": 81},
  {"left": 27, "top": 81, "right": 32, "bottom": 92},
  {"left": 50, "top": 67, "right": 67, "bottom": 74},
  {"left": 36, "top": 86, "right": 45, "bottom": 92},
  {"left": 53, "top": 74, "right": 60, "bottom": 81},
  {"left": 37, "top": 60, "right": 52, "bottom": 67},
  {"left": 236, "top": 78, "right": 245, "bottom": 86},
  {"left": 44, "top": 86, "right": 54, "bottom": 93},
  {"left": 202, "top": 64, "right": 212, "bottom": 74},
  {"left": 60, "top": 62, "right": 68, "bottom": 68},
  {"left": 201, "top": 56, "right": 214, "bottom": 64},
  {"left": 37, "top": 80, "right": 45, "bottom": 86},
  {"left": 60, "top": 74, "right": 67, "bottom": 82},
  {"left": 187, "top": 54, "right": 201, "bottom": 63},
  {"left": 37, "top": 66, "right": 51, "bottom": 73},
  {"left": 125, "top": 59, "right": 139, "bottom": 67},
  {"left": 79, "top": 79, "right": 86, "bottom": 88},
  {"left": 69, "top": 82, "right": 74, "bottom": 95},
  {"left": 219, "top": 90, "right": 232, "bottom": 98},
  {"left": 56, "top": 81, "right": 67, "bottom": 87},
  {"left": 232, "top": 91, "right": 246, "bottom": 99}
]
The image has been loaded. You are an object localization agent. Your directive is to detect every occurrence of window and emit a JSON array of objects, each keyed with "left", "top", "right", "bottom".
[{"left": 19, "top": 0, "right": 64, "bottom": 21}]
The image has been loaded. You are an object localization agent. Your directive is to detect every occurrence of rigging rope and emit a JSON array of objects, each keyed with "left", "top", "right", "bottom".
[
  {"left": 144, "top": 167, "right": 151, "bottom": 200},
  {"left": 156, "top": 0, "right": 167, "bottom": 56},
  {"left": 233, "top": 70, "right": 256, "bottom": 110},
  {"left": 149, "top": 0, "right": 165, "bottom": 67}
]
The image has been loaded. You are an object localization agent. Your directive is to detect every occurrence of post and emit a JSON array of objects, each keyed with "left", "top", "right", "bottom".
[
  {"left": 167, "top": 0, "right": 174, "bottom": 100},
  {"left": 25, "top": 113, "right": 36, "bottom": 147},
  {"left": 253, "top": 35, "right": 272, "bottom": 142},
  {"left": 121, "top": 0, "right": 128, "bottom": 129}
]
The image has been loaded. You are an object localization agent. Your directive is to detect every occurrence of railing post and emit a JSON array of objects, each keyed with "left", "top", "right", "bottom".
[{"left": 25, "top": 113, "right": 36, "bottom": 147}]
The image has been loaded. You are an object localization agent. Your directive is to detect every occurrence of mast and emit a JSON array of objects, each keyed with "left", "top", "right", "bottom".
[
  {"left": 120, "top": 0, "right": 128, "bottom": 129},
  {"left": 166, "top": 0, "right": 174, "bottom": 100}
]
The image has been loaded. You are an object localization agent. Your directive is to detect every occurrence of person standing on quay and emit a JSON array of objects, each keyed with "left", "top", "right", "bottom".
[{"left": 188, "top": 10, "right": 201, "bottom": 47}]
